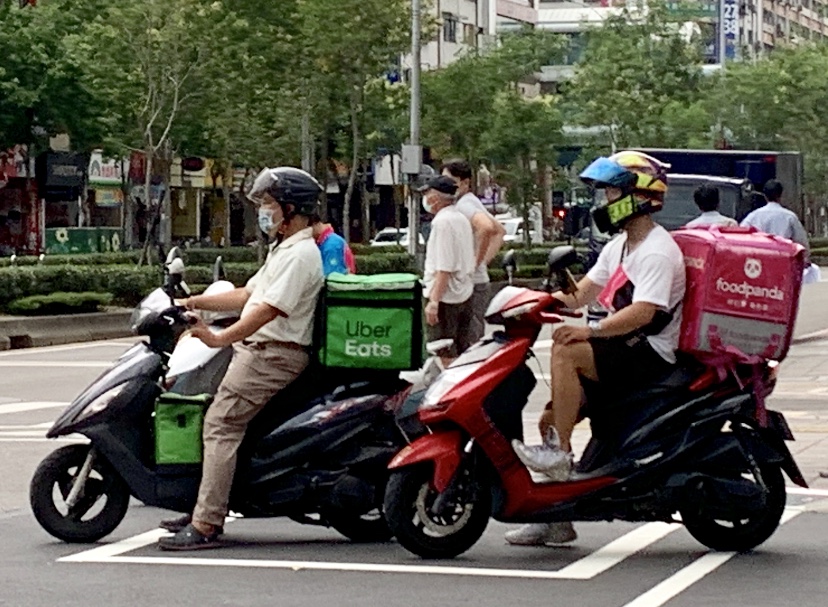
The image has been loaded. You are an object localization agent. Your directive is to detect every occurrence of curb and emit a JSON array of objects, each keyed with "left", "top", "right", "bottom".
[
  {"left": 0, "top": 310, "right": 134, "bottom": 351},
  {"left": 792, "top": 328, "right": 828, "bottom": 345}
]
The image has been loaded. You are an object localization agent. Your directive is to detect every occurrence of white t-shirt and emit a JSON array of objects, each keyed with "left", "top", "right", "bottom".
[
  {"left": 586, "top": 224, "right": 686, "bottom": 363},
  {"left": 243, "top": 228, "right": 324, "bottom": 345},
  {"left": 455, "top": 192, "right": 492, "bottom": 285},
  {"left": 423, "top": 205, "right": 475, "bottom": 304},
  {"left": 685, "top": 211, "right": 738, "bottom": 228}
]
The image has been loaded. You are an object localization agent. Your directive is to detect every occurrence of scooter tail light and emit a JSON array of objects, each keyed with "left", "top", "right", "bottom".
[
  {"left": 420, "top": 398, "right": 455, "bottom": 413},
  {"left": 419, "top": 399, "right": 455, "bottom": 421}
]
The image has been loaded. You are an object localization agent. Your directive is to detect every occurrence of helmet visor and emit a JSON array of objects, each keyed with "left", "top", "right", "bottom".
[
  {"left": 246, "top": 169, "right": 277, "bottom": 206},
  {"left": 579, "top": 157, "right": 636, "bottom": 189}
]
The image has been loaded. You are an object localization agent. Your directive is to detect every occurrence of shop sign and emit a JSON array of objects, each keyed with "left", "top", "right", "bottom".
[
  {"left": 38, "top": 152, "right": 85, "bottom": 189},
  {"left": 94, "top": 187, "right": 124, "bottom": 208},
  {"left": 89, "top": 151, "right": 128, "bottom": 186},
  {"left": 721, "top": 0, "right": 738, "bottom": 61}
]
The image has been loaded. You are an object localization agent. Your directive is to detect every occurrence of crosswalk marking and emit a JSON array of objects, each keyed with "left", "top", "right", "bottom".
[{"left": 621, "top": 508, "right": 802, "bottom": 607}]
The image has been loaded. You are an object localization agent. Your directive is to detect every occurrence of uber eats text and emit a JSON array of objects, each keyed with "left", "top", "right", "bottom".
[{"left": 345, "top": 320, "right": 393, "bottom": 357}]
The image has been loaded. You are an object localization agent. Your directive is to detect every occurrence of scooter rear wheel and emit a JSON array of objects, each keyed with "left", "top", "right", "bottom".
[
  {"left": 325, "top": 508, "right": 393, "bottom": 543},
  {"left": 681, "top": 462, "right": 786, "bottom": 553},
  {"left": 30, "top": 444, "right": 130, "bottom": 543},
  {"left": 384, "top": 464, "right": 491, "bottom": 559}
]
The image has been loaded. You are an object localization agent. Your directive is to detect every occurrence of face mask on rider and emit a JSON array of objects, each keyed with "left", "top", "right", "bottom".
[{"left": 258, "top": 206, "right": 283, "bottom": 236}]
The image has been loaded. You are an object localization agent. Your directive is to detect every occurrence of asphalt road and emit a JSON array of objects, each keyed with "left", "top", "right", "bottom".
[{"left": 1, "top": 337, "right": 828, "bottom": 607}]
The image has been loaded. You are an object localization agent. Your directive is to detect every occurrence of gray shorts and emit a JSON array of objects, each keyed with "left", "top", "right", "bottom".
[
  {"left": 468, "top": 283, "right": 490, "bottom": 343},
  {"left": 426, "top": 298, "right": 475, "bottom": 357}
]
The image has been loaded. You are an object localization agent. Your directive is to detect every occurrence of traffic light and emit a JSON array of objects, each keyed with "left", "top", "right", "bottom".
[{"left": 554, "top": 207, "right": 566, "bottom": 220}]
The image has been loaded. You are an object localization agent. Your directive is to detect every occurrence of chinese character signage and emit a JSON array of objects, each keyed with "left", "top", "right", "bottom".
[{"left": 721, "top": 0, "right": 738, "bottom": 61}]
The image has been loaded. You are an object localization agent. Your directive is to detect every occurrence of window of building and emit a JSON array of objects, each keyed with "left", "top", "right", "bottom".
[
  {"left": 463, "top": 23, "right": 477, "bottom": 46},
  {"left": 443, "top": 12, "right": 458, "bottom": 43}
]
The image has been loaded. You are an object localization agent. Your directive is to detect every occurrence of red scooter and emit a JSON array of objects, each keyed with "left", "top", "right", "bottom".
[{"left": 384, "top": 247, "right": 805, "bottom": 559}]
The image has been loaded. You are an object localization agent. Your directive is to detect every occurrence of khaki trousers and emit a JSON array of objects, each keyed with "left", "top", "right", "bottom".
[{"left": 192, "top": 341, "right": 308, "bottom": 527}]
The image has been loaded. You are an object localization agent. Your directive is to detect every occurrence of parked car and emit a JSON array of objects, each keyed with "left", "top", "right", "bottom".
[
  {"left": 370, "top": 227, "right": 425, "bottom": 248},
  {"left": 498, "top": 217, "right": 542, "bottom": 245}
]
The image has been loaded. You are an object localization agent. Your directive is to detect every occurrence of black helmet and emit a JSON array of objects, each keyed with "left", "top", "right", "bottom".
[{"left": 247, "top": 167, "right": 322, "bottom": 216}]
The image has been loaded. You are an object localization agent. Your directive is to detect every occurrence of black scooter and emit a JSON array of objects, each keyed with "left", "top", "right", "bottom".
[{"left": 30, "top": 256, "right": 408, "bottom": 544}]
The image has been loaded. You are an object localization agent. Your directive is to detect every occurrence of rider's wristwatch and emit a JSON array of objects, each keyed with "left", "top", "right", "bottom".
[{"left": 588, "top": 320, "right": 602, "bottom": 338}]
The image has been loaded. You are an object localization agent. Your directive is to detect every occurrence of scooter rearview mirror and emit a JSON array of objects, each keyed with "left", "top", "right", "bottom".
[
  {"left": 165, "top": 246, "right": 183, "bottom": 266},
  {"left": 213, "top": 256, "right": 226, "bottom": 283},
  {"left": 167, "top": 258, "right": 185, "bottom": 276}
]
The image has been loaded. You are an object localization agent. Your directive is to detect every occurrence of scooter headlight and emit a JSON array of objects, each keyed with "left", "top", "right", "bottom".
[
  {"left": 421, "top": 365, "right": 479, "bottom": 410},
  {"left": 76, "top": 383, "right": 128, "bottom": 422}
]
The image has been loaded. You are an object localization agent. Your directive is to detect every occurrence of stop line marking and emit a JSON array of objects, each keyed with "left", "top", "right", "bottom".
[
  {"left": 59, "top": 508, "right": 803, "bottom": 607},
  {"left": 59, "top": 522, "right": 679, "bottom": 580}
]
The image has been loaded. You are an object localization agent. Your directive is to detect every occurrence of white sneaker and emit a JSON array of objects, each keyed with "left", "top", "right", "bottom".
[
  {"left": 504, "top": 522, "right": 578, "bottom": 546},
  {"left": 512, "top": 440, "right": 573, "bottom": 481}
]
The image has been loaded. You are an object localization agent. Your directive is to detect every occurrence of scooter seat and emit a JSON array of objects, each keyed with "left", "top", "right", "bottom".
[{"left": 581, "top": 360, "right": 703, "bottom": 441}]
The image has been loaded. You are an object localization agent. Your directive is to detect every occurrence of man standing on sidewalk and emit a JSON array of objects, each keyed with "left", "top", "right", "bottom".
[
  {"left": 741, "top": 180, "right": 810, "bottom": 261},
  {"left": 418, "top": 175, "right": 476, "bottom": 363},
  {"left": 441, "top": 159, "right": 505, "bottom": 342}
]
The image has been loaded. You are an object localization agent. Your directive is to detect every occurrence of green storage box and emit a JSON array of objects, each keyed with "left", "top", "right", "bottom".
[
  {"left": 317, "top": 272, "right": 423, "bottom": 370},
  {"left": 154, "top": 393, "right": 211, "bottom": 465}
]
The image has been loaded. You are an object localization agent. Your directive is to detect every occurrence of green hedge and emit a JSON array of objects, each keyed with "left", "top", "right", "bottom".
[
  {"left": 0, "top": 252, "right": 418, "bottom": 311},
  {"left": 0, "top": 265, "right": 162, "bottom": 308},
  {"left": 7, "top": 292, "right": 113, "bottom": 315}
]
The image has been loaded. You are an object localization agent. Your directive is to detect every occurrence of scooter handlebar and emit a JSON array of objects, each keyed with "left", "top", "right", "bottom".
[{"left": 544, "top": 299, "right": 583, "bottom": 319}]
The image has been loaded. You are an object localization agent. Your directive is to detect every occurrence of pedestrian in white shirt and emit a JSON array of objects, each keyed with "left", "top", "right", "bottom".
[
  {"left": 741, "top": 180, "right": 810, "bottom": 261},
  {"left": 418, "top": 175, "right": 475, "bottom": 363},
  {"left": 685, "top": 184, "right": 738, "bottom": 228},
  {"left": 441, "top": 159, "right": 506, "bottom": 343}
]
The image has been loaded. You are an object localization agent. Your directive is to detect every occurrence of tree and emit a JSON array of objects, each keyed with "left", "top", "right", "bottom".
[
  {"left": 67, "top": 0, "right": 245, "bottom": 257},
  {"left": 482, "top": 91, "right": 564, "bottom": 247},
  {"left": 296, "top": 0, "right": 412, "bottom": 242},
  {"left": 421, "top": 28, "right": 564, "bottom": 163},
  {"left": 565, "top": 2, "right": 709, "bottom": 149},
  {"left": 0, "top": 0, "right": 107, "bottom": 158}
]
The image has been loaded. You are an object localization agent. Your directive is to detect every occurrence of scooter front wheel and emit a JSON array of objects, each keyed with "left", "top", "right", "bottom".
[
  {"left": 384, "top": 464, "right": 491, "bottom": 559},
  {"left": 30, "top": 444, "right": 130, "bottom": 543}
]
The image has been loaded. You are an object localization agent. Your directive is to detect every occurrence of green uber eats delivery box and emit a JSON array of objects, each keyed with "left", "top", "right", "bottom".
[
  {"left": 154, "top": 392, "right": 212, "bottom": 466},
  {"left": 317, "top": 272, "right": 423, "bottom": 371}
]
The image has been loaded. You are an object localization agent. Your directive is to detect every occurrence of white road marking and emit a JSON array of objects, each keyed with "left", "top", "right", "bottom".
[
  {"left": 0, "top": 361, "right": 112, "bottom": 368},
  {"left": 59, "top": 521, "right": 676, "bottom": 579},
  {"left": 0, "top": 340, "right": 137, "bottom": 358},
  {"left": 0, "top": 401, "right": 68, "bottom": 415},
  {"left": 620, "top": 508, "right": 802, "bottom": 607},
  {"left": 0, "top": 437, "right": 83, "bottom": 443},
  {"left": 554, "top": 522, "right": 679, "bottom": 580},
  {"left": 60, "top": 529, "right": 168, "bottom": 562},
  {"left": 787, "top": 487, "right": 828, "bottom": 498}
]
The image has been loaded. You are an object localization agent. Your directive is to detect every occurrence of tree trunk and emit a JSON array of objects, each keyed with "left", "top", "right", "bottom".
[
  {"left": 522, "top": 159, "right": 532, "bottom": 250},
  {"left": 360, "top": 158, "right": 371, "bottom": 243},
  {"left": 342, "top": 87, "right": 361, "bottom": 243},
  {"left": 138, "top": 148, "right": 154, "bottom": 266},
  {"left": 318, "top": 130, "right": 331, "bottom": 223}
]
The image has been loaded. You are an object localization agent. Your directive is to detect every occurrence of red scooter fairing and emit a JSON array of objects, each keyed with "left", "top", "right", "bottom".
[{"left": 388, "top": 431, "right": 463, "bottom": 493}]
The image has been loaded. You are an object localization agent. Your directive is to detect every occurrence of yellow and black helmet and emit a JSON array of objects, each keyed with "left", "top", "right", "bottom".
[{"left": 580, "top": 151, "right": 670, "bottom": 233}]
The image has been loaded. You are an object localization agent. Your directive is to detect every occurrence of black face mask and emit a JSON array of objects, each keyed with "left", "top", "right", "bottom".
[{"left": 592, "top": 205, "right": 619, "bottom": 235}]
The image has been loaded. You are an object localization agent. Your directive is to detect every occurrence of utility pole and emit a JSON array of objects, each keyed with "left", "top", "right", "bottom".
[{"left": 405, "top": 0, "right": 423, "bottom": 266}]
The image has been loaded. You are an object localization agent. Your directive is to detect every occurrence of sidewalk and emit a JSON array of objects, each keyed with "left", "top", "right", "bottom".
[{"left": 793, "top": 278, "right": 828, "bottom": 341}]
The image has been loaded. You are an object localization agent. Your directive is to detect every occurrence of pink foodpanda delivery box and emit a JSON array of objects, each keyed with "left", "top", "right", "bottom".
[{"left": 673, "top": 226, "right": 806, "bottom": 363}]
